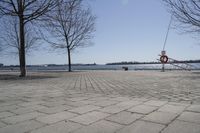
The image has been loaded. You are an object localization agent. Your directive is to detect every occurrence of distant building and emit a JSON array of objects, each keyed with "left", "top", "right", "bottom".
[{"left": 0, "top": 63, "right": 3, "bottom": 67}]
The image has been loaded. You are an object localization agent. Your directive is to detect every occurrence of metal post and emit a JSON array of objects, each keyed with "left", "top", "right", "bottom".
[
  {"left": 161, "top": 50, "right": 166, "bottom": 72},
  {"left": 162, "top": 63, "right": 165, "bottom": 72}
]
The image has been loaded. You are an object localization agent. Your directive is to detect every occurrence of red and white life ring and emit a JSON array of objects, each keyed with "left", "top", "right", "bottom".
[{"left": 160, "top": 55, "right": 168, "bottom": 63}]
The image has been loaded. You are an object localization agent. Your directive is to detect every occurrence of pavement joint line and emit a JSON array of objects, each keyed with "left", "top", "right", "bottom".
[
  {"left": 104, "top": 116, "right": 141, "bottom": 126},
  {"left": 0, "top": 119, "right": 9, "bottom": 126},
  {"left": 157, "top": 109, "right": 189, "bottom": 133},
  {"left": 67, "top": 113, "right": 110, "bottom": 127},
  {"left": 139, "top": 119, "right": 167, "bottom": 126}
]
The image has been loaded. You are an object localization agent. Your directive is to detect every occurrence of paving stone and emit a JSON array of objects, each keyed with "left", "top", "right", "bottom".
[
  {"left": 142, "top": 111, "right": 178, "bottom": 125},
  {"left": 0, "top": 105, "right": 19, "bottom": 112},
  {"left": 116, "top": 120, "right": 165, "bottom": 133},
  {"left": 30, "top": 121, "right": 82, "bottom": 133},
  {"left": 0, "top": 121, "right": 7, "bottom": 128},
  {"left": 37, "top": 105, "right": 73, "bottom": 114},
  {"left": 68, "top": 97, "right": 89, "bottom": 102},
  {"left": 92, "top": 100, "right": 118, "bottom": 107},
  {"left": 118, "top": 100, "right": 143, "bottom": 108},
  {"left": 134, "top": 97, "right": 150, "bottom": 101},
  {"left": 0, "top": 112, "right": 15, "bottom": 119},
  {"left": 168, "top": 102, "right": 190, "bottom": 107},
  {"left": 10, "top": 105, "right": 46, "bottom": 114},
  {"left": 36, "top": 111, "right": 77, "bottom": 124},
  {"left": 111, "top": 97, "right": 131, "bottom": 102},
  {"left": 128, "top": 105, "right": 158, "bottom": 114},
  {"left": 177, "top": 112, "right": 200, "bottom": 124},
  {"left": 1, "top": 112, "right": 45, "bottom": 124},
  {"left": 68, "top": 105, "right": 101, "bottom": 114},
  {"left": 0, "top": 100, "right": 22, "bottom": 107},
  {"left": 72, "top": 120, "right": 123, "bottom": 133},
  {"left": 40, "top": 101, "right": 66, "bottom": 107},
  {"left": 0, "top": 120, "right": 44, "bottom": 133},
  {"left": 86, "top": 94, "right": 104, "bottom": 99},
  {"left": 106, "top": 111, "right": 143, "bottom": 125},
  {"left": 144, "top": 100, "right": 168, "bottom": 107},
  {"left": 162, "top": 120, "right": 200, "bottom": 133},
  {"left": 186, "top": 105, "right": 200, "bottom": 113},
  {"left": 69, "top": 111, "right": 110, "bottom": 125},
  {"left": 158, "top": 104, "right": 186, "bottom": 114},
  {"left": 98, "top": 100, "right": 142, "bottom": 114},
  {"left": 77, "top": 100, "right": 96, "bottom": 105},
  {"left": 47, "top": 97, "right": 66, "bottom": 102},
  {"left": 18, "top": 101, "right": 45, "bottom": 107},
  {"left": 65, "top": 101, "right": 88, "bottom": 107},
  {"left": 97, "top": 105, "right": 124, "bottom": 114},
  {"left": 89, "top": 97, "right": 109, "bottom": 102}
]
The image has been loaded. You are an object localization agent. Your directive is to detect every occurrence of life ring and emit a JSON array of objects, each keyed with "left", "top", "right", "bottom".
[{"left": 160, "top": 55, "right": 168, "bottom": 63}]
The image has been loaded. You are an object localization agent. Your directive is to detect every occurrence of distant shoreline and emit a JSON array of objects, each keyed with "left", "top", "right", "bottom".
[
  {"left": 0, "top": 62, "right": 200, "bottom": 71},
  {"left": 106, "top": 60, "right": 200, "bottom": 65}
]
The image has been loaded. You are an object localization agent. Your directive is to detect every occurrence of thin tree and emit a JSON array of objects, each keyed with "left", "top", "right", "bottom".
[
  {"left": 163, "top": 0, "right": 200, "bottom": 33},
  {"left": 43, "top": 0, "right": 96, "bottom": 72},
  {"left": 0, "top": 0, "right": 56, "bottom": 77}
]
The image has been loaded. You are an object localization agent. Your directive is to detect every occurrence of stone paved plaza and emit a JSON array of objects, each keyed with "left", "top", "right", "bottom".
[{"left": 0, "top": 71, "right": 200, "bottom": 133}]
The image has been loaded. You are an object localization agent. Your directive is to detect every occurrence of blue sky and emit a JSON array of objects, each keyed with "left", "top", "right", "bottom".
[{"left": 1, "top": 0, "right": 200, "bottom": 65}]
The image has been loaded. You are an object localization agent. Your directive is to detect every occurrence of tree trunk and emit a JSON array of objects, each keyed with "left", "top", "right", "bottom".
[
  {"left": 67, "top": 48, "right": 72, "bottom": 72},
  {"left": 19, "top": 16, "right": 26, "bottom": 77}
]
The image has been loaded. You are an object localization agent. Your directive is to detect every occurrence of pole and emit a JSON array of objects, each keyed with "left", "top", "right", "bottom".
[
  {"left": 161, "top": 14, "right": 173, "bottom": 72},
  {"left": 163, "top": 14, "right": 173, "bottom": 51},
  {"left": 162, "top": 63, "right": 165, "bottom": 72}
]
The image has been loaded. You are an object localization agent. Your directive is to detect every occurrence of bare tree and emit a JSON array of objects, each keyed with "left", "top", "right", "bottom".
[
  {"left": 0, "top": 0, "right": 56, "bottom": 77},
  {"left": 0, "top": 17, "right": 41, "bottom": 58},
  {"left": 43, "top": 0, "right": 96, "bottom": 72},
  {"left": 163, "top": 0, "right": 200, "bottom": 33}
]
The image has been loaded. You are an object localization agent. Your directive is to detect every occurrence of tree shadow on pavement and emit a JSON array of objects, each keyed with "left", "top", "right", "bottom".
[
  {"left": 192, "top": 72, "right": 200, "bottom": 75},
  {"left": 0, "top": 74, "right": 57, "bottom": 80}
]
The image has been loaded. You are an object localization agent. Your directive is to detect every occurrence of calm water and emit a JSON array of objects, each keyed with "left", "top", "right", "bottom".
[{"left": 1, "top": 63, "right": 200, "bottom": 71}]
